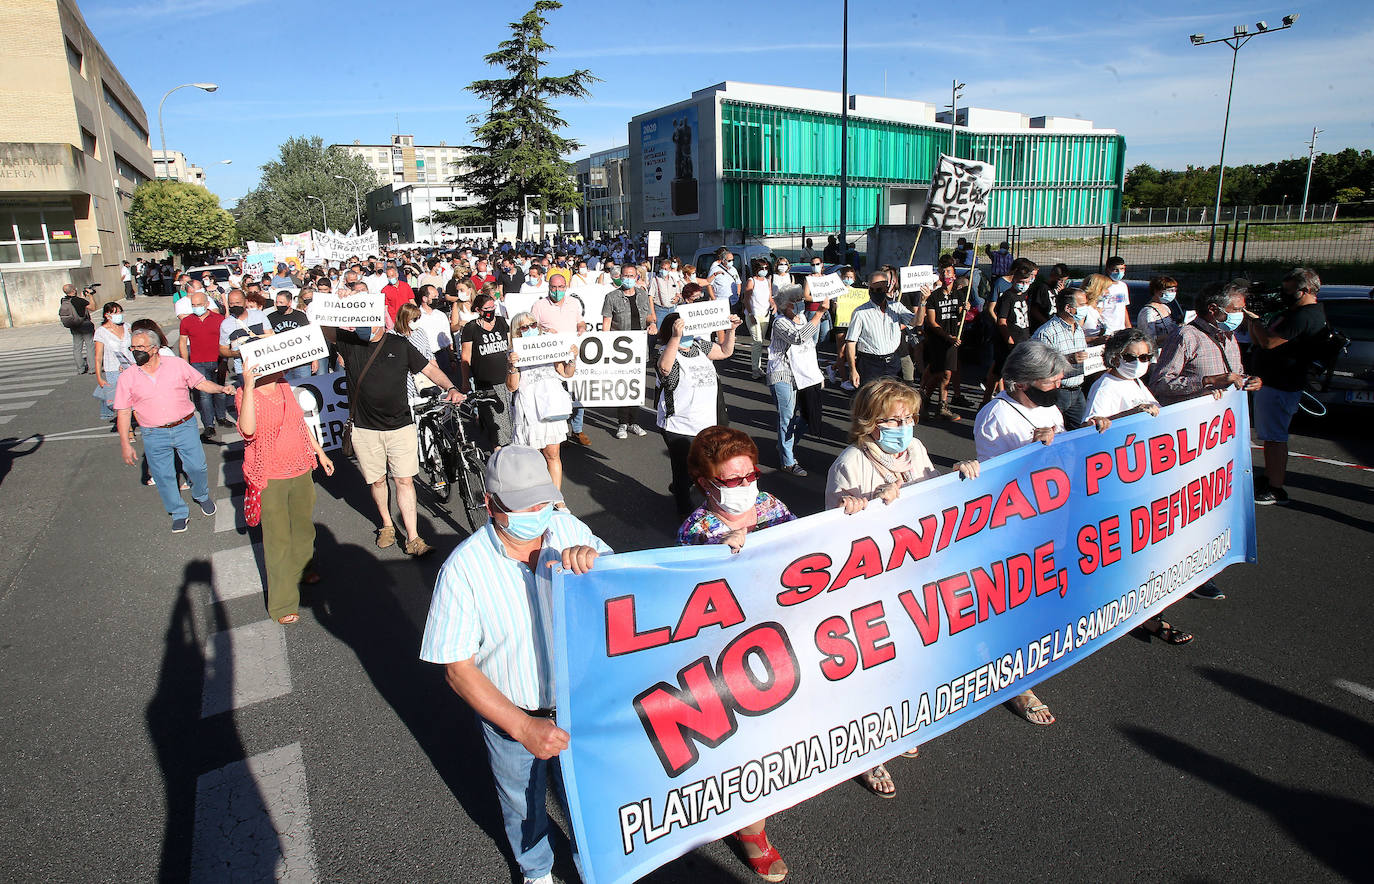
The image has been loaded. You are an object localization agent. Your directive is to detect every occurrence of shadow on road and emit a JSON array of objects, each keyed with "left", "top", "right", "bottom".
[
  {"left": 1196, "top": 666, "right": 1374, "bottom": 760},
  {"left": 1119, "top": 725, "right": 1374, "bottom": 880},
  {"left": 0, "top": 435, "right": 42, "bottom": 490}
]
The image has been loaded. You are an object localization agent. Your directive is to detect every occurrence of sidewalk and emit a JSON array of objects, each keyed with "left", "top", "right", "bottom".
[{"left": 0, "top": 295, "right": 180, "bottom": 353}]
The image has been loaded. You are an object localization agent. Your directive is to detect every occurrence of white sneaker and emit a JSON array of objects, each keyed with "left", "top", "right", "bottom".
[
  {"left": 628, "top": 423, "right": 647, "bottom": 436},
  {"left": 523, "top": 875, "right": 554, "bottom": 884},
  {"left": 615, "top": 424, "right": 628, "bottom": 439}
]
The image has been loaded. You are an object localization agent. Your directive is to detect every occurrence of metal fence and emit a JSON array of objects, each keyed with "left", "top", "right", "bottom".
[
  {"left": 1122, "top": 204, "right": 1340, "bottom": 224},
  {"left": 1231, "top": 220, "right": 1374, "bottom": 276}
]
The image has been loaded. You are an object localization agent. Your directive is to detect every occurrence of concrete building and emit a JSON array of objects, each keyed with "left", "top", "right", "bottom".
[
  {"left": 151, "top": 149, "right": 205, "bottom": 187},
  {"left": 365, "top": 181, "right": 578, "bottom": 245},
  {"left": 332, "top": 135, "right": 467, "bottom": 186},
  {"left": 0, "top": 0, "right": 155, "bottom": 327},
  {"left": 616, "top": 81, "right": 1125, "bottom": 256},
  {"left": 574, "top": 145, "right": 631, "bottom": 237}
]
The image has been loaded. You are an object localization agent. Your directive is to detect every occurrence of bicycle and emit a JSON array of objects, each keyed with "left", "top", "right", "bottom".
[{"left": 412, "top": 387, "right": 498, "bottom": 533}]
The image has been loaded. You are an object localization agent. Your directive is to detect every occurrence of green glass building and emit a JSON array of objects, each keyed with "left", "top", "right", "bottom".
[{"left": 626, "top": 82, "right": 1125, "bottom": 242}]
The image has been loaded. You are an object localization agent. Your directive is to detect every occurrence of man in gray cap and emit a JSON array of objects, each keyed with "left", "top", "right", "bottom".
[{"left": 419, "top": 445, "right": 610, "bottom": 884}]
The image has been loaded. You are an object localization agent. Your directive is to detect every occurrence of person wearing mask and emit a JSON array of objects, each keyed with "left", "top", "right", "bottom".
[
  {"left": 844, "top": 269, "right": 916, "bottom": 388},
  {"left": 94, "top": 302, "right": 133, "bottom": 428},
  {"left": 131, "top": 319, "right": 190, "bottom": 488},
  {"left": 706, "top": 248, "right": 740, "bottom": 311},
  {"left": 270, "top": 263, "right": 295, "bottom": 289},
  {"left": 983, "top": 259, "right": 1039, "bottom": 408},
  {"left": 235, "top": 358, "right": 334, "bottom": 623},
  {"left": 529, "top": 272, "right": 589, "bottom": 445},
  {"left": 601, "top": 263, "right": 657, "bottom": 439},
  {"left": 59, "top": 283, "right": 97, "bottom": 374},
  {"left": 114, "top": 328, "right": 232, "bottom": 532},
  {"left": 506, "top": 312, "right": 577, "bottom": 490},
  {"left": 767, "top": 285, "right": 824, "bottom": 476},
  {"left": 648, "top": 256, "right": 683, "bottom": 308},
  {"left": 675, "top": 426, "right": 795, "bottom": 881},
  {"left": 382, "top": 265, "right": 415, "bottom": 326},
  {"left": 1026, "top": 263, "right": 1069, "bottom": 331},
  {"left": 1084, "top": 328, "right": 1157, "bottom": 423},
  {"left": 656, "top": 308, "right": 742, "bottom": 517},
  {"left": 499, "top": 258, "right": 526, "bottom": 295},
  {"left": 1030, "top": 288, "right": 1100, "bottom": 429},
  {"left": 470, "top": 257, "right": 497, "bottom": 291},
  {"left": 921, "top": 260, "right": 972, "bottom": 421},
  {"left": 178, "top": 290, "right": 232, "bottom": 439},
  {"left": 1098, "top": 257, "right": 1132, "bottom": 334},
  {"left": 519, "top": 264, "right": 549, "bottom": 298},
  {"left": 1137, "top": 276, "right": 1181, "bottom": 350},
  {"left": 419, "top": 446, "right": 608, "bottom": 884},
  {"left": 412, "top": 284, "right": 455, "bottom": 377},
  {"left": 1247, "top": 268, "right": 1326, "bottom": 506},
  {"left": 219, "top": 288, "right": 271, "bottom": 389},
  {"left": 461, "top": 293, "right": 514, "bottom": 448},
  {"left": 739, "top": 257, "right": 776, "bottom": 379},
  {"left": 1150, "top": 281, "right": 1258, "bottom": 406},
  {"left": 266, "top": 290, "right": 315, "bottom": 382},
  {"left": 822, "top": 234, "right": 842, "bottom": 264},
  {"left": 972, "top": 340, "right": 1070, "bottom": 725},
  {"left": 395, "top": 302, "right": 437, "bottom": 398}
]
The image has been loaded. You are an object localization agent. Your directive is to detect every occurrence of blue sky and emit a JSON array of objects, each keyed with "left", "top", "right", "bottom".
[{"left": 79, "top": 0, "right": 1373, "bottom": 207}]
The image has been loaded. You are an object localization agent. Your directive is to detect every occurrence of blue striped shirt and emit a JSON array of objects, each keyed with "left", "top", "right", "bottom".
[
  {"left": 419, "top": 512, "right": 612, "bottom": 710},
  {"left": 1031, "top": 315, "right": 1087, "bottom": 387}
]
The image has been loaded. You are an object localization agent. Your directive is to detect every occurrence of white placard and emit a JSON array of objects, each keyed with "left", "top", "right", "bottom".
[
  {"left": 920, "top": 154, "right": 996, "bottom": 233},
  {"left": 1080, "top": 344, "right": 1105, "bottom": 376},
  {"left": 571, "top": 284, "right": 615, "bottom": 326},
  {"left": 899, "top": 264, "right": 939, "bottom": 293},
  {"left": 306, "top": 292, "right": 386, "bottom": 327},
  {"left": 239, "top": 324, "right": 328, "bottom": 375},
  {"left": 569, "top": 331, "right": 647, "bottom": 407},
  {"left": 500, "top": 291, "right": 540, "bottom": 321},
  {"left": 514, "top": 332, "right": 577, "bottom": 367},
  {"left": 806, "top": 272, "right": 847, "bottom": 301},
  {"left": 646, "top": 230, "right": 662, "bottom": 258},
  {"left": 675, "top": 299, "right": 732, "bottom": 336},
  {"left": 292, "top": 371, "right": 350, "bottom": 451}
]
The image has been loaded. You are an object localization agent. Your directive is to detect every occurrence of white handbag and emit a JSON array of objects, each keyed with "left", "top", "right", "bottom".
[{"left": 532, "top": 377, "right": 573, "bottom": 422}]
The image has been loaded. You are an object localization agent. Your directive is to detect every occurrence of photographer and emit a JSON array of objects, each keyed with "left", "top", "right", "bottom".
[{"left": 59, "top": 283, "right": 98, "bottom": 374}]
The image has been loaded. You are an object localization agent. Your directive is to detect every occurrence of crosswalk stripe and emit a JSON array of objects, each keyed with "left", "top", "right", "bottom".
[
  {"left": 0, "top": 401, "right": 37, "bottom": 411},
  {"left": 0, "top": 415, "right": 13, "bottom": 425},
  {"left": 2, "top": 375, "right": 74, "bottom": 388},
  {"left": 0, "top": 389, "right": 54, "bottom": 400},
  {"left": 201, "top": 619, "right": 292, "bottom": 718},
  {"left": 190, "top": 743, "right": 318, "bottom": 883},
  {"left": 210, "top": 544, "right": 264, "bottom": 602},
  {"left": 215, "top": 496, "right": 246, "bottom": 533},
  {"left": 0, "top": 355, "right": 75, "bottom": 369}
]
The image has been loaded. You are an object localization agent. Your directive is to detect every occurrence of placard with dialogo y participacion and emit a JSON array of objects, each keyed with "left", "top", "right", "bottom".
[
  {"left": 239, "top": 324, "right": 329, "bottom": 375},
  {"left": 900, "top": 265, "right": 939, "bottom": 293},
  {"left": 806, "top": 272, "right": 848, "bottom": 301},
  {"left": 514, "top": 332, "right": 578, "bottom": 367},
  {"left": 306, "top": 291, "right": 386, "bottom": 327},
  {"left": 674, "top": 299, "right": 732, "bottom": 336}
]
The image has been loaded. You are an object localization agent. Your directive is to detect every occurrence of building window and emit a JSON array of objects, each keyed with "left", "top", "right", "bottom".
[
  {"left": 114, "top": 152, "right": 149, "bottom": 187},
  {"left": 65, "top": 39, "right": 84, "bottom": 77},
  {"left": 102, "top": 85, "right": 148, "bottom": 143},
  {"left": 0, "top": 201, "right": 81, "bottom": 265},
  {"left": 81, "top": 128, "right": 98, "bottom": 160}
]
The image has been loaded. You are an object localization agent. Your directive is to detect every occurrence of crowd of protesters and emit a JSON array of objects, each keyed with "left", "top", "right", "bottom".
[{"left": 97, "top": 230, "right": 1330, "bottom": 884}]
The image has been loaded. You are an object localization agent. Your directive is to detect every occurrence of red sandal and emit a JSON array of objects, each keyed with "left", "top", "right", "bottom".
[{"left": 734, "top": 828, "right": 787, "bottom": 882}]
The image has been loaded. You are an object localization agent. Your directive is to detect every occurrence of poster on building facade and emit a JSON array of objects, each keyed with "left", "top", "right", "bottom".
[{"left": 642, "top": 105, "right": 699, "bottom": 222}]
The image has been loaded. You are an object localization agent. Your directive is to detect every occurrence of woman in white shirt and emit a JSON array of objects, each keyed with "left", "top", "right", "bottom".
[
  {"left": 739, "top": 257, "right": 775, "bottom": 379},
  {"left": 93, "top": 302, "right": 133, "bottom": 427},
  {"left": 1085, "top": 328, "right": 1161, "bottom": 421},
  {"left": 506, "top": 311, "right": 577, "bottom": 489},
  {"left": 706, "top": 247, "right": 740, "bottom": 306}
]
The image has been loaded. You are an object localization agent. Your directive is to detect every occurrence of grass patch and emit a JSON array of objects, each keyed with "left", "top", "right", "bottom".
[{"left": 1171, "top": 260, "right": 1374, "bottom": 286}]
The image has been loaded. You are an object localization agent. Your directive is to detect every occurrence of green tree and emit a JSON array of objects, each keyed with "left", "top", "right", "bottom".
[
  {"left": 459, "top": 0, "right": 598, "bottom": 241},
  {"left": 235, "top": 136, "right": 380, "bottom": 242},
  {"left": 128, "top": 180, "right": 237, "bottom": 259}
]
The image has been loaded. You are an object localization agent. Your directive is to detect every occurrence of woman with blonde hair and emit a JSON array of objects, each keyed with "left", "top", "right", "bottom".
[{"left": 1078, "top": 273, "right": 1111, "bottom": 341}]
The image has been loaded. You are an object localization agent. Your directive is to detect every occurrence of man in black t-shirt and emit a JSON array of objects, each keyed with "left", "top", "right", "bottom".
[
  {"left": 1247, "top": 267, "right": 1327, "bottom": 505},
  {"left": 921, "top": 264, "right": 971, "bottom": 420},
  {"left": 995, "top": 271, "right": 1034, "bottom": 355},
  {"left": 59, "top": 283, "right": 96, "bottom": 373},
  {"left": 267, "top": 290, "right": 314, "bottom": 380},
  {"left": 335, "top": 325, "right": 462, "bottom": 556},
  {"left": 1025, "top": 263, "right": 1069, "bottom": 332}
]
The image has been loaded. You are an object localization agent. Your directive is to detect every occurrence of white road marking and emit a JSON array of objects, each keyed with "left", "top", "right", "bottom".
[
  {"left": 215, "top": 496, "right": 246, "bottom": 533},
  {"left": 0, "top": 415, "right": 13, "bottom": 425},
  {"left": 210, "top": 544, "right": 264, "bottom": 603},
  {"left": 0, "top": 400, "right": 37, "bottom": 411},
  {"left": 201, "top": 619, "right": 291, "bottom": 717},
  {"left": 0, "top": 389, "right": 54, "bottom": 400},
  {"left": 190, "top": 742, "right": 318, "bottom": 883},
  {"left": 1333, "top": 678, "right": 1374, "bottom": 704},
  {"left": 2, "top": 376, "right": 74, "bottom": 388},
  {"left": 218, "top": 458, "right": 244, "bottom": 488}
]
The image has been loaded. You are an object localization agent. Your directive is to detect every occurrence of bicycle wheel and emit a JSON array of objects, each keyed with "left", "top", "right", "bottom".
[
  {"left": 456, "top": 446, "right": 489, "bottom": 533},
  {"left": 418, "top": 419, "right": 452, "bottom": 503}
]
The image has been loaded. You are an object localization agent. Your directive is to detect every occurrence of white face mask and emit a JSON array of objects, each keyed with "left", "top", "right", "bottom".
[
  {"left": 1118, "top": 357, "right": 1149, "bottom": 379},
  {"left": 713, "top": 481, "right": 758, "bottom": 515}
]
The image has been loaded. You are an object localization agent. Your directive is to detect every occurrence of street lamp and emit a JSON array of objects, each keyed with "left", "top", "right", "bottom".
[
  {"left": 1300, "top": 125, "right": 1323, "bottom": 222},
  {"left": 157, "top": 82, "right": 218, "bottom": 180},
  {"left": 1189, "top": 14, "right": 1298, "bottom": 259},
  {"left": 306, "top": 195, "right": 327, "bottom": 231},
  {"left": 334, "top": 175, "right": 363, "bottom": 233},
  {"left": 945, "top": 80, "right": 967, "bottom": 155}
]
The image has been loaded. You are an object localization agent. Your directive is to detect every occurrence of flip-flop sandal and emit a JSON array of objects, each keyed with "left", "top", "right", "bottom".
[
  {"left": 277, "top": 613, "right": 300, "bottom": 624},
  {"left": 1012, "top": 693, "right": 1056, "bottom": 726},
  {"left": 901, "top": 746, "right": 920, "bottom": 758},
  {"left": 859, "top": 763, "right": 896, "bottom": 798},
  {"left": 1154, "top": 622, "right": 1193, "bottom": 645}
]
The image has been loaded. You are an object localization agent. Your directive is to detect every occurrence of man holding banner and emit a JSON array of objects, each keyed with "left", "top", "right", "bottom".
[
  {"left": 601, "top": 265, "right": 656, "bottom": 439},
  {"left": 420, "top": 446, "right": 610, "bottom": 884}
]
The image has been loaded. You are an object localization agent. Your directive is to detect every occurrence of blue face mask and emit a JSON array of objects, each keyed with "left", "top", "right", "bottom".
[
  {"left": 111, "top": 313, "right": 124, "bottom": 324},
  {"left": 1160, "top": 289, "right": 1177, "bottom": 303},
  {"left": 1109, "top": 270, "right": 1125, "bottom": 282},
  {"left": 1014, "top": 281, "right": 1030, "bottom": 293},
  {"left": 521, "top": 328, "right": 538, "bottom": 338},
  {"left": 499, "top": 503, "right": 554, "bottom": 540},
  {"left": 1073, "top": 306, "right": 1088, "bottom": 322},
  {"left": 876, "top": 423, "right": 913, "bottom": 454},
  {"left": 1219, "top": 310, "right": 1244, "bottom": 332},
  {"left": 192, "top": 304, "right": 207, "bottom": 316},
  {"left": 679, "top": 335, "right": 697, "bottom": 349}
]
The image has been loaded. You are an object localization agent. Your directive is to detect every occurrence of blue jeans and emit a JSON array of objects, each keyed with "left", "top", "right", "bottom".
[
  {"left": 98, "top": 367, "right": 122, "bottom": 421},
  {"left": 770, "top": 381, "right": 808, "bottom": 468},
  {"left": 191, "top": 361, "right": 227, "bottom": 428},
  {"left": 1057, "top": 384, "right": 1086, "bottom": 430},
  {"left": 481, "top": 719, "right": 576, "bottom": 880},
  {"left": 569, "top": 405, "right": 585, "bottom": 434},
  {"left": 142, "top": 419, "right": 210, "bottom": 520}
]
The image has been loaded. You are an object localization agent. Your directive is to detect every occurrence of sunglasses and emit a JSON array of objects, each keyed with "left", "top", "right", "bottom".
[
  {"left": 1121, "top": 353, "right": 1152, "bottom": 363},
  {"left": 711, "top": 470, "right": 759, "bottom": 488}
]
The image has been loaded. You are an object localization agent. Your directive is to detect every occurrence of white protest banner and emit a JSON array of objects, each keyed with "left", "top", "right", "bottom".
[
  {"left": 514, "top": 332, "right": 577, "bottom": 367},
  {"left": 569, "top": 332, "right": 647, "bottom": 408},
  {"left": 501, "top": 291, "right": 540, "bottom": 321},
  {"left": 1080, "top": 344, "right": 1105, "bottom": 376},
  {"left": 292, "top": 370, "right": 350, "bottom": 451},
  {"left": 282, "top": 231, "right": 312, "bottom": 252},
  {"left": 572, "top": 285, "right": 616, "bottom": 326},
  {"left": 239, "top": 324, "right": 328, "bottom": 375},
  {"left": 806, "top": 272, "right": 848, "bottom": 301},
  {"left": 307, "top": 291, "right": 386, "bottom": 327},
  {"left": 243, "top": 252, "right": 275, "bottom": 277},
  {"left": 920, "top": 154, "right": 997, "bottom": 232},
  {"left": 675, "top": 299, "right": 732, "bottom": 336},
  {"left": 899, "top": 265, "right": 939, "bottom": 293},
  {"left": 646, "top": 230, "right": 662, "bottom": 258}
]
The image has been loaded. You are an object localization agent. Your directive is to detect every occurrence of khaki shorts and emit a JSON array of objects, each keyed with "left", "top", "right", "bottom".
[{"left": 352, "top": 425, "right": 419, "bottom": 484}]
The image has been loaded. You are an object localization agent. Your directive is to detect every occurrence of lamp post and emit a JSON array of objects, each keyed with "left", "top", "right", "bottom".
[
  {"left": 838, "top": 0, "right": 849, "bottom": 261},
  {"left": 1300, "top": 125, "right": 1322, "bottom": 222},
  {"left": 946, "top": 80, "right": 966, "bottom": 155},
  {"left": 157, "top": 82, "right": 218, "bottom": 180},
  {"left": 306, "top": 195, "right": 327, "bottom": 232},
  {"left": 334, "top": 174, "right": 363, "bottom": 232},
  {"left": 1189, "top": 15, "right": 1298, "bottom": 259}
]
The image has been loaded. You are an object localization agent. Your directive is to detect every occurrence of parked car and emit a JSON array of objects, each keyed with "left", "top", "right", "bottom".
[{"left": 1303, "top": 286, "right": 1373, "bottom": 409}]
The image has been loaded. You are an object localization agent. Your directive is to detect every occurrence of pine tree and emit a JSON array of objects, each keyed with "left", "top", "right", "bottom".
[{"left": 458, "top": 0, "right": 598, "bottom": 241}]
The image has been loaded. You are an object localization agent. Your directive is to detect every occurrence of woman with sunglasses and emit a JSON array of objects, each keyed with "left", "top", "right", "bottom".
[
  {"left": 825, "top": 378, "right": 979, "bottom": 797},
  {"left": 677, "top": 426, "right": 794, "bottom": 881},
  {"left": 506, "top": 311, "right": 577, "bottom": 490}
]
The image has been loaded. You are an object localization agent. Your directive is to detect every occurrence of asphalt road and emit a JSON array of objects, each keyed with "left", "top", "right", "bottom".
[{"left": 0, "top": 339, "right": 1370, "bottom": 883}]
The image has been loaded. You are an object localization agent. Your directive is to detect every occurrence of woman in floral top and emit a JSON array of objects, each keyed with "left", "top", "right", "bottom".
[{"left": 675, "top": 426, "right": 793, "bottom": 881}]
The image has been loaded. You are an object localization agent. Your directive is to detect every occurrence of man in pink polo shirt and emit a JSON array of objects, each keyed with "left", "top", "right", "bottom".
[
  {"left": 115, "top": 328, "right": 235, "bottom": 533},
  {"left": 530, "top": 271, "right": 592, "bottom": 445}
]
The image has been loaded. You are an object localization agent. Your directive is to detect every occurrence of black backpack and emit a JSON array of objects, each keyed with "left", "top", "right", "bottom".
[{"left": 58, "top": 296, "right": 84, "bottom": 329}]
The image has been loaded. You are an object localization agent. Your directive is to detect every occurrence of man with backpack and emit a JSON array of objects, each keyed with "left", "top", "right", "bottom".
[{"left": 58, "top": 283, "right": 97, "bottom": 373}]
